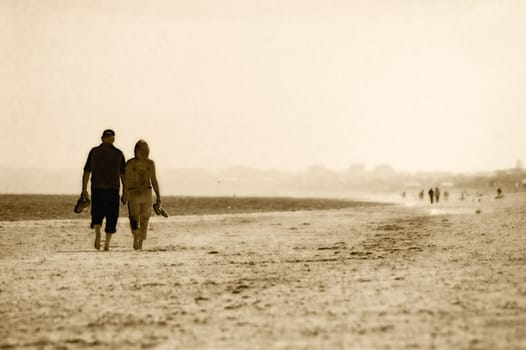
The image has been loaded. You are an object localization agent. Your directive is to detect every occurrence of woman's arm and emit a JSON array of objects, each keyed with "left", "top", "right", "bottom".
[{"left": 150, "top": 161, "right": 161, "bottom": 205}]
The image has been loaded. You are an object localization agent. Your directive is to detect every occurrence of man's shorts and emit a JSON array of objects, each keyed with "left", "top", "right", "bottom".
[{"left": 90, "top": 188, "right": 120, "bottom": 233}]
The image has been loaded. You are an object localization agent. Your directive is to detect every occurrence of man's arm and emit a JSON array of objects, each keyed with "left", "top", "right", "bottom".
[
  {"left": 82, "top": 170, "right": 91, "bottom": 199},
  {"left": 120, "top": 155, "right": 127, "bottom": 204},
  {"left": 82, "top": 149, "right": 93, "bottom": 199},
  {"left": 120, "top": 173, "right": 127, "bottom": 204}
]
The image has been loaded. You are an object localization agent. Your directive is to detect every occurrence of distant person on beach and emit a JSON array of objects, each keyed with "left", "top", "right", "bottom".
[
  {"left": 121, "top": 140, "right": 162, "bottom": 250},
  {"left": 428, "top": 188, "right": 434, "bottom": 204},
  {"left": 81, "top": 129, "right": 126, "bottom": 251},
  {"left": 496, "top": 187, "right": 504, "bottom": 199},
  {"left": 418, "top": 190, "right": 424, "bottom": 200},
  {"left": 435, "top": 187, "right": 440, "bottom": 203},
  {"left": 444, "top": 191, "right": 449, "bottom": 201}
]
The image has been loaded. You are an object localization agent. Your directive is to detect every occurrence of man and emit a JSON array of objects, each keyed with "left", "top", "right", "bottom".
[
  {"left": 428, "top": 188, "right": 434, "bottom": 204},
  {"left": 81, "top": 129, "right": 126, "bottom": 251}
]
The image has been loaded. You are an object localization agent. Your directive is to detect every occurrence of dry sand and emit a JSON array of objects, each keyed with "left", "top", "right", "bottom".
[{"left": 1, "top": 195, "right": 525, "bottom": 349}]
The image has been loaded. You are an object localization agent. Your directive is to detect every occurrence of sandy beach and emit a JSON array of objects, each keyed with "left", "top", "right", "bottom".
[{"left": 1, "top": 194, "right": 525, "bottom": 349}]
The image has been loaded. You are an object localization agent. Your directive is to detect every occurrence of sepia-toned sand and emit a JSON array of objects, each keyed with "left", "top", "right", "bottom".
[{"left": 1, "top": 195, "right": 525, "bottom": 349}]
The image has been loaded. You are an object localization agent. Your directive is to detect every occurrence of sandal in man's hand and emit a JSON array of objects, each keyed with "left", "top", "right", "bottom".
[{"left": 74, "top": 196, "right": 91, "bottom": 213}]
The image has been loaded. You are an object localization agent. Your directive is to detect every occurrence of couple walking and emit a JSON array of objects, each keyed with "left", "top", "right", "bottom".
[{"left": 80, "top": 129, "right": 163, "bottom": 251}]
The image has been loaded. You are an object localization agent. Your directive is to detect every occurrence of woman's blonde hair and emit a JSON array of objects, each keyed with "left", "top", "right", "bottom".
[{"left": 134, "top": 139, "right": 150, "bottom": 158}]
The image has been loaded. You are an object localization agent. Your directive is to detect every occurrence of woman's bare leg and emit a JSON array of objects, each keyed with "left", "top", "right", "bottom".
[
  {"left": 128, "top": 200, "right": 141, "bottom": 250},
  {"left": 137, "top": 200, "right": 151, "bottom": 249}
]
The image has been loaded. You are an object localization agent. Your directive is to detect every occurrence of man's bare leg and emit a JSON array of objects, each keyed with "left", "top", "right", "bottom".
[
  {"left": 104, "top": 233, "right": 112, "bottom": 251},
  {"left": 94, "top": 225, "right": 101, "bottom": 250}
]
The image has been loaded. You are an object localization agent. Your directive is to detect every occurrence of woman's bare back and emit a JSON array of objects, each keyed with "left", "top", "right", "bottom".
[{"left": 126, "top": 158, "right": 155, "bottom": 190}]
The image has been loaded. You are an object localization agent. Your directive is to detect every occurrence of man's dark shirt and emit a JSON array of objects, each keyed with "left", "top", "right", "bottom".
[{"left": 84, "top": 143, "right": 126, "bottom": 190}]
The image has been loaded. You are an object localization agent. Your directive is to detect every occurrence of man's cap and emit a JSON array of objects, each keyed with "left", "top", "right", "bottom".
[{"left": 102, "top": 129, "right": 115, "bottom": 137}]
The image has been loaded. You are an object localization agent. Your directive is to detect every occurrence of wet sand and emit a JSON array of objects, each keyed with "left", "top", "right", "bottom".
[{"left": 1, "top": 195, "right": 525, "bottom": 349}]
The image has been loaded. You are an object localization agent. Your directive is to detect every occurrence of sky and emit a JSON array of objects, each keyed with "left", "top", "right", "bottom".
[{"left": 1, "top": 0, "right": 526, "bottom": 173}]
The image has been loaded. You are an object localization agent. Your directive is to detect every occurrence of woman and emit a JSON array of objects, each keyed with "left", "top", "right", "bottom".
[{"left": 122, "top": 140, "right": 162, "bottom": 250}]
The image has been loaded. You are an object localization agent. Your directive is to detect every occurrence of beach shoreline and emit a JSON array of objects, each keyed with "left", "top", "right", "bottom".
[{"left": 1, "top": 194, "right": 525, "bottom": 349}]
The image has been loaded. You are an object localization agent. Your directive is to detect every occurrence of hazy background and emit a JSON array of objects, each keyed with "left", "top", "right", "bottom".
[{"left": 1, "top": 0, "right": 526, "bottom": 194}]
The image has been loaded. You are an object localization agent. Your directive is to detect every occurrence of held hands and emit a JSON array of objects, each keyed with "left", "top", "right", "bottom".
[
  {"left": 121, "top": 192, "right": 128, "bottom": 205},
  {"left": 81, "top": 190, "right": 90, "bottom": 200}
]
